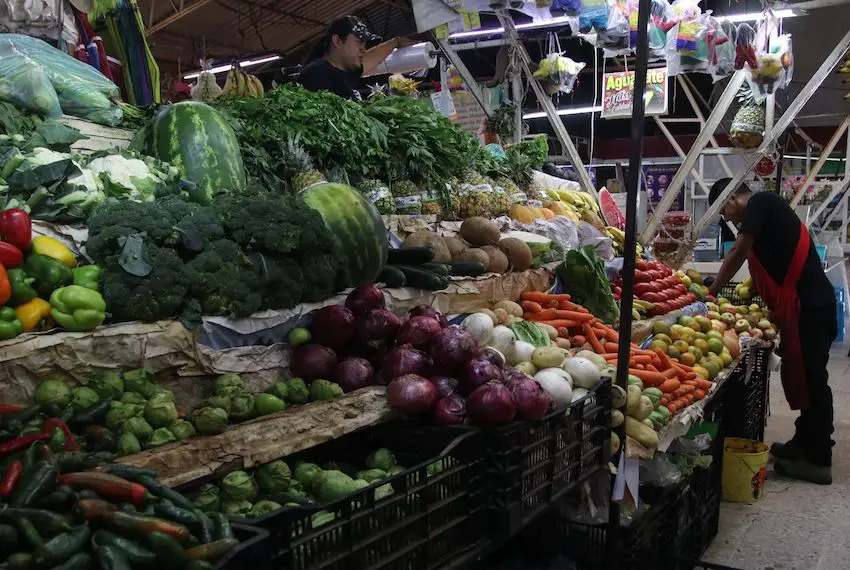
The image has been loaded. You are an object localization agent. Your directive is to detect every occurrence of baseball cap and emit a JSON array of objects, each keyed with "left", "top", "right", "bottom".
[{"left": 327, "top": 15, "right": 381, "bottom": 44}]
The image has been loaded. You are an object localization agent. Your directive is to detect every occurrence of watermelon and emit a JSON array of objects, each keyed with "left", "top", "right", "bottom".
[
  {"left": 301, "top": 183, "right": 388, "bottom": 285},
  {"left": 599, "top": 188, "right": 625, "bottom": 230},
  {"left": 147, "top": 101, "right": 246, "bottom": 204}
]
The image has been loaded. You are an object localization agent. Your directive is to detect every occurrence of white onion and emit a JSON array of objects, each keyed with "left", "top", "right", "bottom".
[
  {"left": 533, "top": 368, "right": 573, "bottom": 407},
  {"left": 562, "top": 357, "right": 601, "bottom": 390},
  {"left": 461, "top": 313, "right": 495, "bottom": 345},
  {"left": 508, "top": 341, "right": 536, "bottom": 365},
  {"left": 488, "top": 325, "right": 516, "bottom": 356}
]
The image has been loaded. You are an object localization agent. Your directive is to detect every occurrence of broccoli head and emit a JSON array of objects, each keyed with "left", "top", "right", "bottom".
[
  {"left": 250, "top": 253, "right": 305, "bottom": 310},
  {"left": 86, "top": 200, "right": 181, "bottom": 263},
  {"left": 184, "top": 239, "right": 263, "bottom": 318},
  {"left": 158, "top": 195, "right": 224, "bottom": 252},
  {"left": 297, "top": 253, "right": 343, "bottom": 303},
  {"left": 101, "top": 244, "right": 189, "bottom": 322}
]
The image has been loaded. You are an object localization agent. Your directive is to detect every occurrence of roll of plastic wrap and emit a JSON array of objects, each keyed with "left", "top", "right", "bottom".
[{"left": 363, "top": 42, "right": 437, "bottom": 77}]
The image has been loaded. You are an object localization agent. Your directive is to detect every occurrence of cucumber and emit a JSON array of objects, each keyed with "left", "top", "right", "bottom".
[
  {"left": 449, "top": 260, "right": 487, "bottom": 277},
  {"left": 387, "top": 247, "right": 435, "bottom": 265},
  {"left": 421, "top": 263, "right": 451, "bottom": 276},
  {"left": 377, "top": 265, "right": 406, "bottom": 288},
  {"left": 393, "top": 265, "right": 448, "bottom": 291}
]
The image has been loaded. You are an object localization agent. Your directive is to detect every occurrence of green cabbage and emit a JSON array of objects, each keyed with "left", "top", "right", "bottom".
[
  {"left": 192, "top": 407, "right": 228, "bottom": 435},
  {"left": 356, "top": 469, "right": 387, "bottom": 483},
  {"left": 168, "top": 420, "right": 195, "bottom": 440},
  {"left": 266, "top": 381, "right": 289, "bottom": 401},
  {"left": 366, "top": 449, "right": 395, "bottom": 472},
  {"left": 34, "top": 379, "right": 71, "bottom": 408},
  {"left": 117, "top": 432, "right": 141, "bottom": 457},
  {"left": 193, "top": 484, "right": 220, "bottom": 513},
  {"left": 221, "top": 471, "right": 257, "bottom": 501},
  {"left": 144, "top": 399, "right": 178, "bottom": 428},
  {"left": 255, "top": 460, "right": 291, "bottom": 494},
  {"left": 215, "top": 374, "right": 245, "bottom": 394},
  {"left": 229, "top": 393, "right": 255, "bottom": 422},
  {"left": 309, "top": 380, "right": 343, "bottom": 402},
  {"left": 106, "top": 402, "right": 143, "bottom": 430},
  {"left": 123, "top": 369, "right": 157, "bottom": 398},
  {"left": 89, "top": 371, "right": 123, "bottom": 399},
  {"left": 222, "top": 499, "right": 253, "bottom": 517},
  {"left": 70, "top": 387, "right": 99, "bottom": 410},
  {"left": 284, "top": 378, "right": 309, "bottom": 404},
  {"left": 294, "top": 462, "right": 323, "bottom": 492},
  {"left": 249, "top": 500, "right": 282, "bottom": 517},
  {"left": 313, "top": 470, "right": 361, "bottom": 503},
  {"left": 121, "top": 416, "right": 153, "bottom": 441},
  {"left": 203, "top": 395, "right": 231, "bottom": 413},
  {"left": 120, "top": 392, "right": 147, "bottom": 405},
  {"left": 374, "top": 483, "right": 394, "bottom": 500},
  {"left": 146, "top": 427, "right": 177, "bottom": 448}
]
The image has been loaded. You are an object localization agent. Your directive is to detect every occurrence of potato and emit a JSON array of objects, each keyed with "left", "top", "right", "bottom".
[
  {"left": 612, "top": 409, "right": 625, "bottom": 428},
  {"left": 531, "top": 346, "right": 566, "bottom": 369},
  {"left": 535, "top": 322, "right": 558, "bottom": 340},
  {"left": 477, "top": 308, "right": 498, "bottom": 323},
  {"left": 493, "top": 308, "right": 510, "bottom": 325},
  {"left": 514, "top": 361, "right": 537, "bottom": 376},
  {"left": 555, "top": 337, "right": 572, "bottom": 350},
  {"left": 611, "top": 431, "right": 621, "bottom": 455},
  {"left": 493, "top": 300, "right": 523, "bottom": 318}
]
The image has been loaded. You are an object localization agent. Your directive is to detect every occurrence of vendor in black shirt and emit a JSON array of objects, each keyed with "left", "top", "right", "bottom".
[
  {"left": 299, "top": 16, "right": 413, "bottom": 100},
  {"left": 707, "top": 181, "right": 837, "bottom": 485}
]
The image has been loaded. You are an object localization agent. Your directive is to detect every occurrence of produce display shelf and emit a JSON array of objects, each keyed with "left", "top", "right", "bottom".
[
  {"left": 57, "top": 115, "right": 134, "bottom": 154},
  {"left": 119, "top": 386, "right": 394, "bottom": 487},
  {"left": 215, "top": 523, "right": 271, "bottom": 570}
]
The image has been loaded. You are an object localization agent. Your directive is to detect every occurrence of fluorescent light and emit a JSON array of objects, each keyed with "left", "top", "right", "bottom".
[
  {"left": 523, "top": 105, "right": 603, "bottom": 119},
  {"left": 448, "top": 16, "right": 573, "bottom": 40},
  {"left": 785, "top": 154, "right": 847, "bottom": 162},
  {"left": 183, "top": 55, "right": 282, "bottom": 80},
  {"left": 715, "top": 9, "right": 796, "bottom": 23}
]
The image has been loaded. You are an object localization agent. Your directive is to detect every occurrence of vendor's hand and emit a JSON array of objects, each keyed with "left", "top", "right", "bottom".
[{"left": 395, "top": 37, "right": 417, "bottom": 48}]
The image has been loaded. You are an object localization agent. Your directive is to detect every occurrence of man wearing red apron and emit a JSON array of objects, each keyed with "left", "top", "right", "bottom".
[{"left": 708, "top": 180, "right": 837, "bottom": 485}]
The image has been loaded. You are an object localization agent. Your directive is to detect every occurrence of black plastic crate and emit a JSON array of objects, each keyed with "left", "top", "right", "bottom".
[
  {"left": 482, "top": 378, "right": 612, "bottom": 537},
  {"left": 215, "top": 523, "right": 270, "bottom": 570},
  {"left": 718, "top": 282, "right": 765, "bottom": 307},
  {"left": 721, "top": 344, "right": 771, "bottom": 442},
  {"left": 185, "top": 423, "right": 486, "bottom": 570}
]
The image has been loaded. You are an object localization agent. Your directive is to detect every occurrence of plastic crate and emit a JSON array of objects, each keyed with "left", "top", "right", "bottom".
[
  {"left": 720, "top": 344, "right": 771, "bottom": 442},
  {"left": 215, "top": 523, "right": 270, "bottom": 570},
  {"left": 718, "top": 282, "right": 765, "bottom": 308},
  {"left": 481, "top": 378, "right": 612, "bottom": 537},
  {"left": 184, "top": 423, "right": 486, "bottom": 570}
]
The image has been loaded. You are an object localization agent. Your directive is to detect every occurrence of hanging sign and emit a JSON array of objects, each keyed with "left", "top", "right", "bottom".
[{"left": 601, "top": 67, "right": 668, "bottom": 119}]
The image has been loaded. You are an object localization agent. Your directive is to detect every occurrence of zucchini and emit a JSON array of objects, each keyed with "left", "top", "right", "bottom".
[
  {"left": 393, "top": 265, "right": 448, "bottom": 291},
  {"left": 449, "top": 260, "right": 487, "bottom": 277},
  {"left": 4, "top": 553, "right": 32, "bottom": 570},
  {"left": 209, "top": 513, "right": 234, "bottom": 542},
  {"left": 387, "top": 247, "right": 435, "bottom": 265},
  {"left": 377, "top": 265, "right": 406, "bottom": 288},
  {"left": 421, "top": 263, "right": 451, "bottom": 276},
  {"left": 153, "top": 504, "right": 200, "bottom": 527}
]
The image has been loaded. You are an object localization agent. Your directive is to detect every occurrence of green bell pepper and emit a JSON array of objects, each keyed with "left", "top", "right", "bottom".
[
  {"left": 49, "top": 285, "right": 106, "bottom": 332},
  {"left": 71, "top": 265, "right": 101, "bottom": 291},
  {"left": 24, "top": 255, "right": 73, "bottom": 298},
  {"left": 0, "top": 306, "right": 23, "bottom": 339},
  {"left": 7, "top": 268, "right": 37, "bottom": 306}
]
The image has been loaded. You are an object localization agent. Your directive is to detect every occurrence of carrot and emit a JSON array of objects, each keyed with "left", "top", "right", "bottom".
[
  {"left": 628, "top": 368, "right": 666, "bottom": 386},
  {"left": 521, "top": 291, "right": 571, "bottom": 303},
  {"left": 558, "top": 300, "right": 587, "bottom": 312},
  {"left": 685, "top": 394, "right": 695, "bottom": 404},
  {"left": 660, "top": 396, "right": 670, "bottom": 406},
  {"left": 683, "top": 372, "right": 697, "bottom": 381},
  {"left": 672, "top": 361, "right": 694, "bottom": 373},
  {"left": 530, "top": 319, "right": 582, "bottom": 329},
  {"left": 691, "top": 378, "right": 713, "bottom": 391},
  {"left": 632, "top": 354, "right": 652, "bottom": 365},
  {"left": 604, "top": 328, "right": 620, "bottom": 342},
  {"left": 524, "top": 308, "right": 557, "bottom": 320},
  {"left": 598, "top": 353, "right": 619, "bottom": 360},
  {"left": 582, "top": 323, "right": 605, "bottom": 354},
  {"left": 658, "top": 378, "right": 680, "bottom": 393},
  {"left": 571, "top": 335, "right": 586, "bottom": 346},
  {"left": 662, "top": 367, "right": 678, "bottom": 380},
  {"left": 521, "top": 300, "right": 543, "bottom": 313},
  {"left": 695, "top": 389, "right": 706, "bottom": 400},
  {"left": 653, "top": 349, "right": 676, "bottom": 372},
  {"left": 604, "top": 342, "right": 619, "bottom": 353}
]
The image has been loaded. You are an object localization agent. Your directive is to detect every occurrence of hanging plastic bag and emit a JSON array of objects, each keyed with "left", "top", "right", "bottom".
[
  {"left": 648, "top": 0, "right": 674, "bottom": 59},
  {"left": 707, "top": 19, "right": 736, "bottom": 82},
  {"left": 0, "top": 52, "right": 62, "bottom": 116},
  {"left": 533, "top": 32, "right": 585, "bottom": 94},
  {"left": 597, "top": 0, "right": 630, "bottom": 52},
  {"left": 751, "top": 33, "right": 793, "bottom": 94}
]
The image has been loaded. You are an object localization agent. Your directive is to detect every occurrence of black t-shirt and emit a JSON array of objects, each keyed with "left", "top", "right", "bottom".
[
  {"left": 740, "top": 192, "right": 834, "bottom": 307},
  {"left": 298, "top": 59, "right": 363, "bottom": 100}
]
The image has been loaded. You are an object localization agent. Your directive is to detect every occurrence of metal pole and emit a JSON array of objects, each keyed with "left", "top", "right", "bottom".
[
  {"left": 638, "top": 70, "right": 747, "bottom": 244},
  {"left": 512, "top": 70, "right": 523, "bottom": 144},
  {"left": 433, "top": 37, "right": 491, "bottom": 117},
  {"left": 494, "top": 10, "right": 600, "bottom": 203},
  {"left": 653, "top": 116, "right": 713, "bottom": 196},
  {"left": 816, "top": 178, "right": 850, "bottom": 225},
  {"left": 677, "top": 76, "right": 734, "bottom": 178},
  {"left": 789, "top": 114, "right": 850, "bottom": 206},
  {"left": 610, "top": 2, "right": 651, "bottom": 568},
  {"left": 692, "top": 27, "right": 850, "bottom": 240}
]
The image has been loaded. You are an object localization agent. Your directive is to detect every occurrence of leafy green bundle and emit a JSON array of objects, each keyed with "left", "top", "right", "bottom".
[
  {"left": 555, "top": 245, "right": 620, "bottom": 325},
  {"left": 362, "top": 96, "right": 480, "bottom": 187}
]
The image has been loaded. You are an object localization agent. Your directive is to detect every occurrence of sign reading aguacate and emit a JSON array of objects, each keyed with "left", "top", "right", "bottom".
[{"left": 601, "top": 67, "right": 668, "bottom": 119}]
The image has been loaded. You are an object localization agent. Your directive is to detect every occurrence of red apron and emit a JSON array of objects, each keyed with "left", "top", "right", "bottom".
[{"left": 746, "top": 221, "right": 811, "bottom": 410}]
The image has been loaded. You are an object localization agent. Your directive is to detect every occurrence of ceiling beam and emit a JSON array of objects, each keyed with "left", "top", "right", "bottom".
[
  {"left": 147, "top": 0, "right": 217, "bottom": 35},
  {"left": 153, "top": 29, "right": 243, "bottom": 51},
  {"left": 232, "top": 0, "right": 326, "bottom": 26}
]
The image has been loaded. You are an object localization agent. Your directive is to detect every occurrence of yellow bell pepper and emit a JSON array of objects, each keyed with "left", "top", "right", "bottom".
[
  {"left": 15, "top": 298, "right": 52, "bottom": 332},
  {"left": 31, "top": 236, "right": 76, "bottom": 268}
]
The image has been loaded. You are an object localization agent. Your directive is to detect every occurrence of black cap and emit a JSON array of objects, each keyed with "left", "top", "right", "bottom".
[{"left": 328, "top": 15, "right": 381, "bottom": 44}]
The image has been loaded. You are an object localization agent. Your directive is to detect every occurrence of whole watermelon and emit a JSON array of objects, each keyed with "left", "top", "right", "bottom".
[
  {"left": 147, "top": 101, "right": 246, "bottom": 204},
  {"left": 301, "top": 183, "right": 388, "bottom": 285}
]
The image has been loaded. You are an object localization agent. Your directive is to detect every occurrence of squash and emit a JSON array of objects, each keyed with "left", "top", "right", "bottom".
[
  {"left": 626, "top": 385, "right": 642, "bottom": 416},
  {"left": 612, "top": 409, "right": 625, "bottom": 428},
  {"left": 540, "top": 208, "right": 556, "bottom": 220},
  {"left": 511, "top": 204, "right": 535, "bottom": 224},
  {"left": 611, "top": 384, "right": 627, "bottom": 409},
  {"left": 642, "top": 388, "right": 663, "bottom": 407},
  {"left": 642, "top": 418, "right": 655, "bottom": 429},
  {"left": 611, "top": 431, "right": 621, "bottom": 455},
  {"left": 627, "top": 375, "right": 644, "bottom": 390},
  {"left": 626, "top": 416, "right": 659, "bottom": 448},
  {"left": 632, "top": 396, "right": 654, "bottom": 421}
]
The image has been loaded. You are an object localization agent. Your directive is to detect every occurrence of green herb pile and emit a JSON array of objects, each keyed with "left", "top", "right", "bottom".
[{"left": 217, "top": 84, "right": 389, "bottom": 189}]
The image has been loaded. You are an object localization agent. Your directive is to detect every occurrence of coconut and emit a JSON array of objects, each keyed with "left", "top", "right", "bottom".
[
  {"left": 445, "top": 236, "right": 470, "bottom": 258},
  {"left": 455, "top": 248, "right": 490, "bottom": 267},
  {"left": 480, "top": 246, "right": 509, "bottom": 273},
  {"left": 402, "top": 231, "right": 451, "bottom": 262},
  {"left": 499, "top": 238, "right": 533, "bottom": 271},
  {"left": 459, "top": 217, "right": 500, "bottom": 247}
]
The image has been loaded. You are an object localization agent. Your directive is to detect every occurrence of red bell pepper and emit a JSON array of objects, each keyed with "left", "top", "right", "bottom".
[
  {"left": 0, "top": 209, "right": 31, "bottom": 252},
  {"left": 0, "top": 242, "right": 23, "bottom": 268}
]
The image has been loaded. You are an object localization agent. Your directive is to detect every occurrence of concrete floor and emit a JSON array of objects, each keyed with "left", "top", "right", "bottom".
[{"left": 702, "top": 342, "right": 850, "bottom": 570}]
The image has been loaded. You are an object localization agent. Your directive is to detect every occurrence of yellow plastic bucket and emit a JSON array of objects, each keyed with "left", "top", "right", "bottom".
[{"left": 722, "top": 437, "right": 769, "bottom": 503}]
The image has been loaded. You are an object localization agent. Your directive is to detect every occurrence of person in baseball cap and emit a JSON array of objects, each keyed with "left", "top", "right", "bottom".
[{"left": 299, "top": 15, "right": 413, "bottom": 100}]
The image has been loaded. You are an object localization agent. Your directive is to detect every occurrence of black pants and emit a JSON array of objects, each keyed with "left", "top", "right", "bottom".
[{"left": 791, "top": 302, "right": 837, "bottom": 466}]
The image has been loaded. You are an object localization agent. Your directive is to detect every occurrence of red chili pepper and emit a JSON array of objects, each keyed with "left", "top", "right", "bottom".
[
  {"left": 0, "top": 404, "right": 23, "bottom": 413},
  {"left": 57, "top": 472, "right": 148, "bottom": 505},
  {"left": 36, "top": 442, "right": 54, "bottom": 461},
  {"left": 0, "top": 433, "right": 50, "bottom": 456},
  {"left": 0, "top": 460, "right": 23, "bottom": 497},
  {"left": 0, "top": 242, "right": 22, "bottom": 269},
  {"left": 42, "top": 418, "right": 80, "bottom": 452},
  {"left": 0, "top": 209, "right": 31, "bottom": 252}
]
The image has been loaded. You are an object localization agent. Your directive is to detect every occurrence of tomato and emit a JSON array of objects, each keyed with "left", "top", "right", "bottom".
[
  {"left": 634, "top": 283, "right": 653, "bottom": 296},
  {"left": 643, "top": 292, "right": 660, "bottom": 303},
  {"left": 687, "top": 293, "right": 697, "bottom": 303}
]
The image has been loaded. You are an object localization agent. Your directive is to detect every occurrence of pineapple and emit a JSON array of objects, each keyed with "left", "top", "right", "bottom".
[
  {"left": 358, "top": 179, "right": 395, "bottom": 215},
  {"left": 283, "top": 138, "right": 325, "bottom": 192},
  {"left": 391, "top": 179, "right": 422, "bottom": 215},
  {"left": 730, "top": 85, "right": 765, "bottom": 149},
  {"left": 459, "top": 168, "right": 488, "bottom": 186},
  {"left": 495, "top": 176, "right": 525, "bottom": 204},
  {"left": 489, "top": 178, "right": 511, "bottom": 217}
]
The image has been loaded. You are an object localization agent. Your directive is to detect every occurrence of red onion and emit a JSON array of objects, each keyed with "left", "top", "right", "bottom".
[
  {"left": 409, "top": 305, "right": 448, "bottom": 328},
  {"left": 383, "top": 344, "right": 431, "bottom": 379},
  {"left": 462, "top": 359, "right": 503, "bottom": 394},
  {"left": 345, "top": 285, "right": 385, "bottom": 316},
  {"left": 358, "top": 309, "right": 402, "bottom": 344},
  {"left": 502, "top": 369, "right": 533, "bottom": 391},
  {"left": 291, "top": 345, "right": 338, "bottom": 381},
  {"left": 387, "top": 374, "right": 437, "bottom": 414},
  {"left": 434, "top": 394, "right": 467, "bottom": 426},
  {"left": 476, "top": 347, "right": 506, "bottom": 369},
  {"left": 310, "top": 305, "right": 355, "bottom": 350},
  {"left": 510, "top": 379, "right": 551, "bottom": 421},
  {"left": 337, "top": 357, "right": 375, "bottom": 393},
  {"left": 430, "top": 376, "right": 459, "bottom": 399},
  {"left": 361, "top": 339, "right": 388, "bottom": 370},
  {"left": 397, "top": 315, "right": 442, "bottom": 348},
  {"left": 430, "top": 326, "right": 479, "bottom": 368},
  {"left": 467, "top": 382, "right": 517, "bottom": 426}
]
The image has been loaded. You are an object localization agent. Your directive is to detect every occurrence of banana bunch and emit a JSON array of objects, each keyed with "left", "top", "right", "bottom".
[
  {"left": 606, "top": 226, "right": 644, "bottom": 257},
  {"left": 633, "top": 299, "right": 655, "bottom": 318},
  {"left": 838, "top": 51, "right": 850, "bottom": 101},
  {"left": 222, "top": 65, "right": 264, "bottom": 98},
  {"left": 545, "top": 188, "right": 606, "bottom": 228}
]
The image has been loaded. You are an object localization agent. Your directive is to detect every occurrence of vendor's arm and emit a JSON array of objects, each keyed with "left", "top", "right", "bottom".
[
  {"left": 363, "top": 37, "right": 414, "bottom": 75},
  {"left": 708, "top": 232, "right": 755, "bottom": 297}
]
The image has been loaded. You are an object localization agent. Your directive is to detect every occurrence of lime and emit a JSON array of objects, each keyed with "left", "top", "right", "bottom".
[{"left": 288, "top": 327, "right": 312, "bottom": 347}]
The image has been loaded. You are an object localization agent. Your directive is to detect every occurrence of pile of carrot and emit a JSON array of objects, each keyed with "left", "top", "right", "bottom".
[{"left": 519, "top": 291, "right": 715, "bottom": 416}]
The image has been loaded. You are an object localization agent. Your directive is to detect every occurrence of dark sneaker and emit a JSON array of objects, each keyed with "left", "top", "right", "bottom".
[
  {"left": 769, "top": 440, "right": 804, "bottom": 461},
  {"left": 774, "top": 459, "right": 832, "bottom": 485}
]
